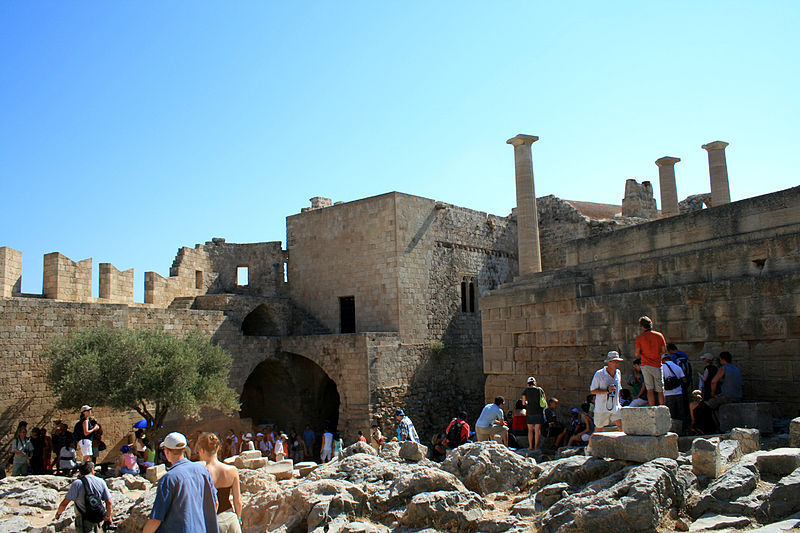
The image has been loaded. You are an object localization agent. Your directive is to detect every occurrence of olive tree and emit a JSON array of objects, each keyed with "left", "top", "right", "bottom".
[{"left": 45, "top": 326, "right": 240, "bottom": 432}]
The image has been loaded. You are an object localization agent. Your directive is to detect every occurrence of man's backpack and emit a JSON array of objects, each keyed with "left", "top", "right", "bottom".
[
  {"left": 79, "top": 476, "right": 106, "bottom": 523},
  {"left": 672, "top": 353, "right": 692, "bottom": 389},
  {"left": 73, "top": 421, "right": 84, "bottom": 442},
  {"left": 446, "top": 419, "right": 466, "bottom": 447}
]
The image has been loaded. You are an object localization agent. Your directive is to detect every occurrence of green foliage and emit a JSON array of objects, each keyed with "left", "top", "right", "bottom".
[
  {"left": 45, "top": 327, "right": 240, "bottom": 430},
  {"left": 428, "top": 340, "right": 445, "bottom": 356}
]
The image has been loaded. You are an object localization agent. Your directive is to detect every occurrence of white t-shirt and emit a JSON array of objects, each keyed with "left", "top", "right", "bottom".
[
  {"left": 662, "top": 360, "right": 685, "bottom": 396},
  {"left": 590, "top": 367, "right": 622, "bottom": 414},
  {"left": 59, "top": 446, "right": 76, "bottom": 469},
  {"left": 322, "top": 432, "right": 333, "bottom": 451}
]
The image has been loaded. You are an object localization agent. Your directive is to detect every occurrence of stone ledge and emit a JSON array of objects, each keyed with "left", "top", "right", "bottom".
[
  {"left": 621, "top": 406, "right": 671, "bottom": 436},
  {"left": 587, "top": 431, "right": 678, "bottom": 463},
  {"left": 718, "top": 402, "right": 773, "bottom": 434}
]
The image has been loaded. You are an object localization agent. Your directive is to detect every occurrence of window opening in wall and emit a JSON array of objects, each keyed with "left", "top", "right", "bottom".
[
  {"left": 339, "top": 296, "right": 355, "bottom": 333},
  {"left": 195, "top": 270, "right": 203, "bottom": 289},
  {"left": 237, "top": 266, "right": 249, "bottom": 286},
  {"left": 283, "top": 261, "right": 288, "bottom": 283},
  {"left": 461, "top": 280, "right": 467, "bottom": 312},
  {"left": 469, "top": 281, "right": 476, "bottom": 312}
]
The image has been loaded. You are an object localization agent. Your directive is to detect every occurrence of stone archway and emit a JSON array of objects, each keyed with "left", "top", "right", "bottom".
[
  {"left": 242, "top": 304, "right": 281, "bottom": 336},
  {"left": 238, "top": 352, "right": 340, "bottom": 432}
]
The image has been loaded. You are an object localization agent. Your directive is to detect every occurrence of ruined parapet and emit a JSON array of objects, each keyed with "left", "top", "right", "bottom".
[
  {"left": 99, "top": 263, "right": 134, "bottom": 304},
  {"left": 144, "top": 271, "right": 192, "bottom": 307},
  {"left": 679, "top": 193, "right": 712, "bottom": 213},
  {"left": 301, "top": 197, "right": 333, "bottom": 213},
  {"left": 0, "top": 246, "right": 23, "bottom": 297},
  {"left": 621, "top": 179, "right": 658, "bottom": 219},
  {"left": 43, "top": 252, "right": 92, "bottom": 302}
]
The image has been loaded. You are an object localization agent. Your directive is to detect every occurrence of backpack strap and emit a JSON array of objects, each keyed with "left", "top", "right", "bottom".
[{"left": 79, "top": 476, "right": 92, "bottom": 516}]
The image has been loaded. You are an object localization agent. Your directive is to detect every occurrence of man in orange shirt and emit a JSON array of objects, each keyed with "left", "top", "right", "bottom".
[{"left": 634, "top": 316, "right": 667, "bottom": 407}]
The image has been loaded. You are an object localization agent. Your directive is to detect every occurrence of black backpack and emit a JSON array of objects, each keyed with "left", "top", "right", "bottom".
[
  {"left": 446, "top": 419, "right": 466, "bottom": 447},
  {"left": 73, "top": 421, "right": 84, "bottom": 442},
  {"left": 79, "top": 476, "right": 106, "bottom": 524}
]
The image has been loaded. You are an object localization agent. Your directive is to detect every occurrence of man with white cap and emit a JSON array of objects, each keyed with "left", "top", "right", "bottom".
[
  {"left": 589, "top": 351, "right": 624, "bottom": 431},
  {"left": 142, "top": 432, "right": 218, "bottom": 533}
]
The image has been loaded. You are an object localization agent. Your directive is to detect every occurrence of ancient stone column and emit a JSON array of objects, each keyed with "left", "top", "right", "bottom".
[
  {"left": 506, "top": 134, "right": 542, "bottom": 276},
  {"left": 702, "top": 141, "right": 731, "bottom": 207},
  {"left": 655, "top": 156, "right": 680, "bottom": 217}
]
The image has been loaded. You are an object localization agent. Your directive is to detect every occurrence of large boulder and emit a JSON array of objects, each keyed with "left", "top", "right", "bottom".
[
  {"left": 692, "top": 438, "right": 722, "bottom": 478},
  {"left": 790, "top": 417, "right": 800, "bottom": 448},
  {"left": 756, "top": 448, "right": 800, "bottom": 477},
  {"left": 766, "top": 466, "right": 800, "bottom": 521},
  {"left": 689, "top": 464, "right": 761, "bottom": 519},
  {"left": 398, "top": 441, "right": 428, "bottom": 462},
  {"left": 530, "top": 455, "right": 627, "bottom": 493},
  {"left": 534, "top": 458, "right": 685, "bottom": 533},
  {"left": 588, "top": 431, "right": 678, "bottom": 463},
  {"left": 239, "top": 468, "right": 278, "bottom": 493},
  {"left": 731, "top": 428, "right": 760, "bottom": 455},
  {"left": 441, "top": 441, "right": 540, "bottom": 495},
  {"left": 339, "top": 441, "right": 377, "bottom": 460},
  {"left": 621, "top": 406, "right": 671, "bottom": 436},
  {"left": 400, "top": 490, "right": 486, "bottom": 530},
  {"left": 117, "top": 485, "right": 158, "bottom": 533}
]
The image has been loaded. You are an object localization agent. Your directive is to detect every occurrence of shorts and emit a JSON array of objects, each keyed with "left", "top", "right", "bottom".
[
  {"left": 475, "top": 425, "right": 508, "bottom": 441},
  {"left": 78, "top": 439, "right": 93, "bottom": 458},
  {"left": 218, "top": 510, "right": 242, "bottom": 533},
  {"left": 321, "top": 448, "right": 332, "bottom": 462},
  {"left": 526, "top": 412, "right": 544, "bottom": 425},
  {"left": 641, "top": 365, "right": 664, "bottom": 393},
  {"left": 594, "top": 410, "right": 621, "bottom": 429}
]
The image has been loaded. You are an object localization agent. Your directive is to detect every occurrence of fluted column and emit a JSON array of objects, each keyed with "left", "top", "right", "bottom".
[
  {"left": 507, "top": 134, "right": 542, "bottom": 276},
  {"left": 702, "top": 141, "right": 731, "bottom": 207},
  {"left": 655, "top": 156, "right": 680, "bottom": 217}
]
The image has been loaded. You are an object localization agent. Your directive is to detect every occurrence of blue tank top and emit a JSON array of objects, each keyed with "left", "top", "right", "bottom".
[{"left": 721, "top": 364, "right": 743, "bottom": 399}]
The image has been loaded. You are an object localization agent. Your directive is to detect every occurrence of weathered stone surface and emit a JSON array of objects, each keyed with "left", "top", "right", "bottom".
[
  {"left": 296, "top": 461, "right": 319, "bottom": 477},
  {"left": 399, "top": 490, "right": 486, "bottom": 530},
  {"left": 756, "top": 448, "right": 800, "bottom": 477},
  {"left": 621, "top": 406, "right": 671, "bottom": 436},
  {"left": 17, "top": 487, "right": 59, "bottom": 510},
  {"left": 790, "top": 418, "right": 800, "bottom": 448},
  {"left": 122, "top": 473, "right": 150, "bottom": 491},
  {"left": 145, "top": 463, "right": 166, "bottom": 483},
  {"left": 530, "top": 455, "right": 627, "bottom": 493},
  {"left": 689, "top": 513, "right": 751, "bottom": 531},
  {"left": 398, "top": 441, "right": 428, "bottom": 462},
  {"left": 534, "top": 458, "right": 684, "bottom": 533},
  {"left": 767, "top": 467, "right": 800, "bottom": 521},
  {"left": 689, "top": 464, "right": 761, "bottom": 519},
  {"left": 240, "top": 449, "right": 262, "bottom": 460},
  {"left": 718, "top": 402, "right": 773, "bottom": 434},
  {"left": 441, "top": 441, "right": 540, "bottom": 495},
  {"left": 339, "top": 441, "right": 377, "bottom": 460},
  {"left": 238, "top": 468, "right": 277, "bottom": 493},
  {"left": 0, "top": 517, "right": 31, "bottom": 533},
  {"left": 118, "top": 485, "right": 158, "bottom": 532},
  {"left": 731, "top": 428, "right": 761, "bottom": 455},
  {"left": 692, "top": 438, "right": 722, "bottom": 478},
  {"left": 241, "top": 456, "right": 268, "bottom": 469},
  {"left": 588, "top": 431, "right": 678, "bottom": 463},
  {"left": 719, "top": 439, "right": 741, "bottom": 465},
  {"left": 535, "top": 482, "right": 570, "bottom": 510}
]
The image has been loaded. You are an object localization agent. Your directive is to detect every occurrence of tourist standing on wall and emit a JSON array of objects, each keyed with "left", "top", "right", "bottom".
[
  {"left": 522, "top": 377, "right": 546, "bottom": 450},
  {"left": 55, "top": 461, "right": 113, "bottom": 531},
  {"left": 197, "top": 432, "right": 242, "bottom": 533},
  {"left": 634, "top": 316, "right": 667, "bottom": 406},
  {"left": 142, "top": 432, "right": 218, "bottom": 533},
  {"left": 74, "top": 406, "right": 100, "bottom": 462},
  {"left": 394, "top": 409, "right": 420, "bottom": 443},
  {"left": 589, "top": 351, "right": 624, "bottom": 432}
]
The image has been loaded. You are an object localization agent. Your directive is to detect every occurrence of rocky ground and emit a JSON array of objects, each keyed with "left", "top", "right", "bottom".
[{"left": 2, "top": 437, "right": 800, "bottom": 533}]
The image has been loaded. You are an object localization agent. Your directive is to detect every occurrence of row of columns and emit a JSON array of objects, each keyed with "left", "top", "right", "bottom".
[
  {"left": 508, "top": 135, "right": 733, "bottom": 278},
  {"left": 656, "top": 141, "right": 731, "bottom": 217}
]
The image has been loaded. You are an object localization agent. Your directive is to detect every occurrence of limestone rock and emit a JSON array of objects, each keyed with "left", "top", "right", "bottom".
[
  {"left": 0, "top": 517, "right": 31, "bottom": 533},
  {"left": 692, "top": 438, "right": 722, "bottom": 478},
  {"left": 689, "top": 513, "right": 751, "bottom": 531},
  {"left": 18, "top": 487, "right": 59, "bottom": 510},
  {"left": 398, "top": 441, "right": 428, "bottom": 462},
  {"left": 719, "top": 439, "right": 741, "bottom": 465},
  {"left": 296, "top": 461, "right": 320, "bottom": 477},
  {"left": 145, "top": 463, "right": 165, "bottom": 483},
  {"left": 122, "top": 473, "right": 150, "bottom": 490},
  {"left": 534, "top": 458, "right": 683, "bottom": 533},
  {"left": 117, "top": 485, "right": 158, "bottom": 532},
  {"left": 731, "top": 428, "right": 760, "bottom": 455},
  {"left": 399, "top": 490, "right": 486, "bottom": 530},
  {"left": 241, "top": 457, "right": 268, "bottom": 469},
  {"left": 588, "top": 431, "right": 679, "bottom": 463},
  {"left": 441, "top": 441, "right": 540, "bottom": 495},
  {"left": 689, "top": 464, "right": 761, "bottom": 519},
  {"left": 512, "top": 482, "right": 570, "bottom": 516},
  {"left": 378, "top": 441, "right": 400, "bottom": 462},
  {"left": 530, "top": 455, "right": 627, "bottom": 493},
  {"left": 239, "top": 468, "right": 277, "bottom": 493},
  {"left": 756, "top": 448, "right": 800, "bottom": 477},
  {"left": 766, "top": 466, "right": 800, "bottom": 521},
  {"left": 339, "top": 441, "right": 377, "bottom": 460},
  {"left": 106, "top": 477, "right": 128, "bottom": 493},
  {"left": 622, "top": 406, "right": 671, "bottom": 436},
  {"left": 790, "top": 417, "right": 800, "bottom": 448},
  {"left": 240, "top": 449, "right": 262, "bottom": 460}
]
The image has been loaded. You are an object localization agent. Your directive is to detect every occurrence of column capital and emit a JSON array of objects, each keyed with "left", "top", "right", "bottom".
[
  {"left": 702, "top": 140, "right": 729, "bottom": 151},
  {"left": 655, "top": 156, "right": 681, "bottom": 167},
  {"left": 506, "top": 134, "right": 539, "bottom": 147}
]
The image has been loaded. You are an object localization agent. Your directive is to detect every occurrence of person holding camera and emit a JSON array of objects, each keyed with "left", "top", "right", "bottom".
[
  {"left": 55, "top": 461, "right": 114, "bottom": 532},
  {"left": 589, "top": 351, "right": 624, "bottom": 432}
]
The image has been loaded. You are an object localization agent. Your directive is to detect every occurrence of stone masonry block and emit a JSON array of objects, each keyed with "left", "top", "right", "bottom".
[
  {"left": 145, "top": 463, "right": 166, "bottom": 483},
  {"left": 756, "top": 448, "right": 800, "bottom": 477},
  {"left": 621, "top": 406, "right": 671, "bottom": 436},
  {"left": 730, "top": 428, "right": 760, "bottom": 455},
  {"left": 587, "top": 431, "right": 678, "bottom": 463},
  {"left": 718, "top": 402, "right": 773, "bottom": 434},
  {"left": 240, "top": 450, "right": 262, "bottom": 460},
  {"left": 791, "top": 417, "right": 800, "bottom": 448},
  {"left": 241, "top": 457, "right": 268, "bottom": 469},
  {"left": 692, "top": 437, "right": 722, "bottom": 478}
]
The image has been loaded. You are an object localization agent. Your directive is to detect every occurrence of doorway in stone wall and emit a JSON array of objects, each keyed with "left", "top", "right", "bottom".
[{"left": 239, "top": 352, "right": 340, "bottom": 435}]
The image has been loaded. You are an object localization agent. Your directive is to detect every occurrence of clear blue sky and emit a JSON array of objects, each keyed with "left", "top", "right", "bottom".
[{"left": 2, "top": 2, "right": 798, "bottom": 301}]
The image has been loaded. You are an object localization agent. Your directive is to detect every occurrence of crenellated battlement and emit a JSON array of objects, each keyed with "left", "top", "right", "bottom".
[{"left": 0, "top": 247, "right": 22, "bottom": 298}]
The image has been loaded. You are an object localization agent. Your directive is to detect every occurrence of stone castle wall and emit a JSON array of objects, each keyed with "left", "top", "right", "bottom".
[{"left": 481, "top": 186, "right": 800, "bottom": 416}]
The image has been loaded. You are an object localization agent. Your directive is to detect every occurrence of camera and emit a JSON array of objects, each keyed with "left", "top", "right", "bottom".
[{"left": 102, "top": 522, "right": 117, "bottom": 531}]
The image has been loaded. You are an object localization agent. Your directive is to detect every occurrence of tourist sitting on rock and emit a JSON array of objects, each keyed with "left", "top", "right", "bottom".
[
  {"left": 627, "top": 358, "right": 649, "bottom": 407},
  {"left": 554, "top": 408, "right": 578, "bottom": 448},
  {"left": 698, "top": 352, "right": 718, "bottom": 401},
  {"left": 475, "top": 397, "right": 509, "bottom": 446},
  {"left": 688, "top": 390, "right": 716, "bottom": 435},
  {"left": 115, "top": 445, "right": 140, "bottom": 476},
  {"left": 619, "top": 389, "right": 632, "bottom": 407},
  {"left": 708, "top": 351, "right": 743, "bottom": 410},
  {"left": 589, "top": 351, "right": 624, "bottom": 432},
  {"left": 137, "top": 437, "right": 155, "bottom": 473},
  {"left": 431, "top": 433, "right": 447, "bottom": 462},
  {"left": 55, "top": 461, "right": 113, "bottom": 531},
  {"left": 197, "top": 432, "right": 242, "bottom": 533},
  {"left": 567, "top": 404, "right": 593, "bottom": 446},
  {"left": 444, "top": 411, "right": 471, "bottom": 449},
  {"left": 543, "top": 398, "right": 564, "bottom": 439},
  {"left": 58, "top": 437, "right": 77, "bottom": 476},
  {"left": 394, "top": 409, "right": 421, "bottom": 443},
  {"left": 508, "top": 400, "right": 527, "bottom": 445}
]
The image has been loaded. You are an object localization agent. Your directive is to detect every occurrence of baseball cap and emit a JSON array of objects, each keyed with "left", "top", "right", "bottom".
[
  {"left": 700, "top": 353, "right": 714, "bottom": 361},
  {"left": 246, "top": 432, "right": 253, "bottom": 438},
  {"left": 160, "top": 432, "right": 188, "bottom": 449},
  {"left": 80, "top": 405, "right": 92, "bottom": 413},
  {"left": 394, "top": 409, "right": 405, "bottom": 417},
  {"left": 571, "top": 408, "right": 579, "bottom": 413},
  {"left": 604, "top": 351, "right": 623, "bottom": 363},
  {"left": 527, "top": 376, "right": 536, "bottom": 384}
]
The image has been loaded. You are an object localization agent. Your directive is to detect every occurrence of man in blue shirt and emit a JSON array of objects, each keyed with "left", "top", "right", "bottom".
[
  {"left": 708, "top": 351, "right": 743, "bottom": 409},
  {"left": 475, "top": 397, "right": 508, "bottom": 446},
  {"left": 142, "top": 432, "right": 218, "bottom": 533},
  {"left": 394, "top": 409, "right": 420, "bottom": 443},
  {"left": 55, "top": 461, "right": 113, "bottom": 532}
]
